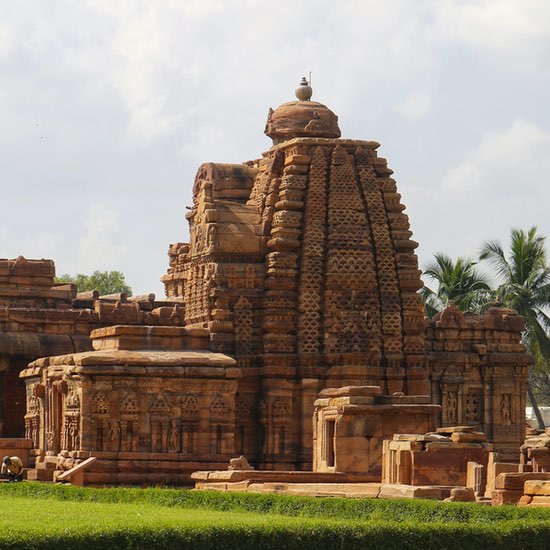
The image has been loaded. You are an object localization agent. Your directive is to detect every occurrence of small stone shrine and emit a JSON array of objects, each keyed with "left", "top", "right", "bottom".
[
  {"left": 20, "top": 325, "right": 239, "bottom": 484},
  {"left": 313, "top": 386, "right": 439, "bottom": 476}
]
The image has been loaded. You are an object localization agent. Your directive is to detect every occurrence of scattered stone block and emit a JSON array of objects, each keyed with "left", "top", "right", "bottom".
[
  {"left": 496, "top": 472, "right": 550, "bottom": 491},
  {"left": 228, "top": 456, "right": 254, "bottom": 471},
  {"left": 380, "top": 484, "right": 448, "bottom": 500},
  {"left": 444, "top": 487, "right": 475, "bottom": 502},
  {"left": 56, "top": 456, "right": 97, "bottom": 486},
  {"left": 466, "top": 461, "right": 485, "bottom": 497},
  {"left": 436, "top": 426, "right": 477, "bottom": 435},
  {"left": 524, "top": 480, "right": 550, "bottom": 496},
  {"left": 451, "top": 432, "right": 486, "bottom": 444},
  {"left": 492, "top": 489, "right": 524, "bottom": 505},
  {"left": 485, "top": 452, "right": 518, "bottom": 498}
]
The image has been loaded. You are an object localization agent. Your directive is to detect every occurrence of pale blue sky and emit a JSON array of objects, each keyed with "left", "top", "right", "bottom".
[{"left": 1, "top": 0, "right": 549, "bottom": 295}]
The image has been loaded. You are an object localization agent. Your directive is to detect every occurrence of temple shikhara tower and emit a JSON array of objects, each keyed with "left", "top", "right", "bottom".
[
  {"left": 9, "top": 80, "right": 530, "bottom": 485},
  {"left": 161, "top": 80, "right": 529, "bottom": 471}
]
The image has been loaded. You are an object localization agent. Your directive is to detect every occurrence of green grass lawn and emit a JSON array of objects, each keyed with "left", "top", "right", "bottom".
[
  {"left": 1, "top": 483, "right": 550, "bottom": 549},
  {"left": 0, "top": 496, "right": 346, "bottom": 547}
]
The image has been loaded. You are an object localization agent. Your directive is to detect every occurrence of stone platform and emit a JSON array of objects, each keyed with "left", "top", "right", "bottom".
[
  {"left": 193, "top": 469, "right": 378, "bottom": 498},
  {"left": 191, "top": 470, "right": 464, "bottom": 500}
]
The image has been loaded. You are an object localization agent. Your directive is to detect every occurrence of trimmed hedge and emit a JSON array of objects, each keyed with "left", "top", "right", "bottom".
[
  {"left": 1, "top": 519, "right": 550, "bottom": 550},
  {"left": 1, "top": 484, "right": 550, "bottom": 549},
  {"left": 2, "top": 482, "right": 550, "bottom": 522}
]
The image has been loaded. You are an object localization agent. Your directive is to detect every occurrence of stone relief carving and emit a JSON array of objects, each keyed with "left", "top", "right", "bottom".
[{"left": 210, "top": 394, "right": 229, "bottom": 417}]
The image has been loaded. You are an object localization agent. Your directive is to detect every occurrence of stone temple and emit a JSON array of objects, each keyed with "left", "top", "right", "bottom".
[{"left": 2, "top": 80, "right": 531, "bottom": 486}]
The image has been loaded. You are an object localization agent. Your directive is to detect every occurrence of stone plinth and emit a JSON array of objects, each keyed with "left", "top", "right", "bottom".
[
  {"left": 381, "top": 427, "right": 490, "bottom": 487},
  {"left": 313, "top": 386, "right": 439, "bottom": 476},
  {"left": 192, "top": 468, "right": 380, "bottom": 498}
]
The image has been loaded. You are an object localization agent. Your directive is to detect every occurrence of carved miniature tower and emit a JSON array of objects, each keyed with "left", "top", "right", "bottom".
[{"left": 162, "top": 79, "right": 427, "bottom": 469}]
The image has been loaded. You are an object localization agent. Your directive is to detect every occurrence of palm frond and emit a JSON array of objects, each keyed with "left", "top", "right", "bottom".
[{"left": 479, "top": 238, "right": 512, "bottom": 283}]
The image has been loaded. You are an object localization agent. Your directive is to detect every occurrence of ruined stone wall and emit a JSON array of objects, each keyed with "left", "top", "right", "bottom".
[{"left": 1, "top": 256, "right": 185, "bottom": 438}]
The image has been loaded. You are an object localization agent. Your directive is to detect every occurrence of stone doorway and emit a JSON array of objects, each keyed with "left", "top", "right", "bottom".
[{"left": 0, "top": 370, "right": 26, "bottom": 437}]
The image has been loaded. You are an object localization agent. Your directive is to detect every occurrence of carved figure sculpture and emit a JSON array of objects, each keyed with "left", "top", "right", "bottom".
[{"left": 228, "top": 455, "right": 254, "bottom": 471}]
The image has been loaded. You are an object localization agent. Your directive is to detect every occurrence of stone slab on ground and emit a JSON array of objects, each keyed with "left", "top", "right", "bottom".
[
  {"left": 436, "top": 426, "right": 477, "bottom": 435},
  {"left": 55, "top": 456, "right": 97, "bottom": 486},
  {"left": 194, "top": 480, "right": 382, "bottom": 499},
  {"left": 524, "top": 480, "right": 550, "bottom": 496},
  {"left": 495, "top": 472, "right": 550, "bottom": 490},
  {"left": 492, "top": 489, "right": 524, "bottom": 505},
  {"left": 191, "top": 470, "right": 377, "bottom": 483},
  {"left": 379, "top": 484, "right": 452, "bottom": 500},
  {"left": 519, "top": 495, "right": 550, "bottom": 507},
  {"left": 451, "top": 432, "right": 486, "bottom": 444}
]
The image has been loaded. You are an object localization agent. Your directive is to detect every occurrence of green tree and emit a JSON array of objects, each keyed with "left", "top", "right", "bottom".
[
  {"left": 55, "top": 270, "right": 132, "bottom": 296},
  {"left": 420, "top": 253, "right": 493, "bottom": 318},
  {"left": 480, "top": 227, "right": 550, "bottom": 429}
]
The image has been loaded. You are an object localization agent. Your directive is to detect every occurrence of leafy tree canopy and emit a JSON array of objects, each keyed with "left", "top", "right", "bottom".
[
  {"left": 55, "top": 270, "right": 132, "bottom": 296},
  {"left": 420, "top": 253, "right": 492, "bottom": 318}
]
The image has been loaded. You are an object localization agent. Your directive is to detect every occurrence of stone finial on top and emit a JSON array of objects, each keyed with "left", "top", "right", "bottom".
[
  {"left": 295, "top": 77, "right": 313, "bottom": 101},
  {"left": 265, "top": 78, "right": 341, "bottom": 144}
]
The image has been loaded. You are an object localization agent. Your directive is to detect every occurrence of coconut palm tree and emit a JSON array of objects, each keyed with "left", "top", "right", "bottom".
[
  {"left": 420, "top": 253, "right": 493, "bottom": 318},
  {"left": 480, "top": 227, "right": 550, "bottom": 430}
]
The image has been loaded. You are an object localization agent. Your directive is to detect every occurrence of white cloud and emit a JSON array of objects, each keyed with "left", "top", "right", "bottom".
[
  {"left": 395, "top": 93, "right": 432, "bottom": 120},
  {"left": 77, "top": 204, "right": 126, "bottom": 273},
  {"left": 443, "top": 119, "right": 550, "bottom": 193},
  {"left": 430, "top": 0, "right": 550, "bottom": 74},
  {"left": 0, "top": 226, "right": 66, "bottom": 265},
  {"left": 407, "top": 118, "right": 550, "bottom": 276},
  {"left": 1, "top": 0, "right": 550, "bottom": 296},
  {"left": 0, "top": 24, "right": 12, "bottom": 58}
]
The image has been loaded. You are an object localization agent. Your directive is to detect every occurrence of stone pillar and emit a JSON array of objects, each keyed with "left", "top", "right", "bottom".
[
  {"left": 297, "top": 377, "right": 322, "bottom": 468},
  {"left": 80, "top": 377, "right": 94, "bottom": 453}
]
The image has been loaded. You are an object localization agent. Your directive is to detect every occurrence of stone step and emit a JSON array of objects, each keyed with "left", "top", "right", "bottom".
[
  {"left": 25, "top": 468, "right": 54, "bottom": 482},
  {"left": 34, "top": 461, "right": 57, "bottom": 471}
]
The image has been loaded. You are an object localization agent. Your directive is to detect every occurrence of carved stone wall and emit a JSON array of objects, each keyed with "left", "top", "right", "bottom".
[
  {"left": 426, "top": 304, "right": 530, "bottom": 460},
  {"left": 160, "top": 86, "right": 429, "bottom": 469},
  {"left": 7, "top": 85, "right": 531, "bottom": 480},
  {"left": 20, "top": 325, "right": 240, "bottom": 484}
]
